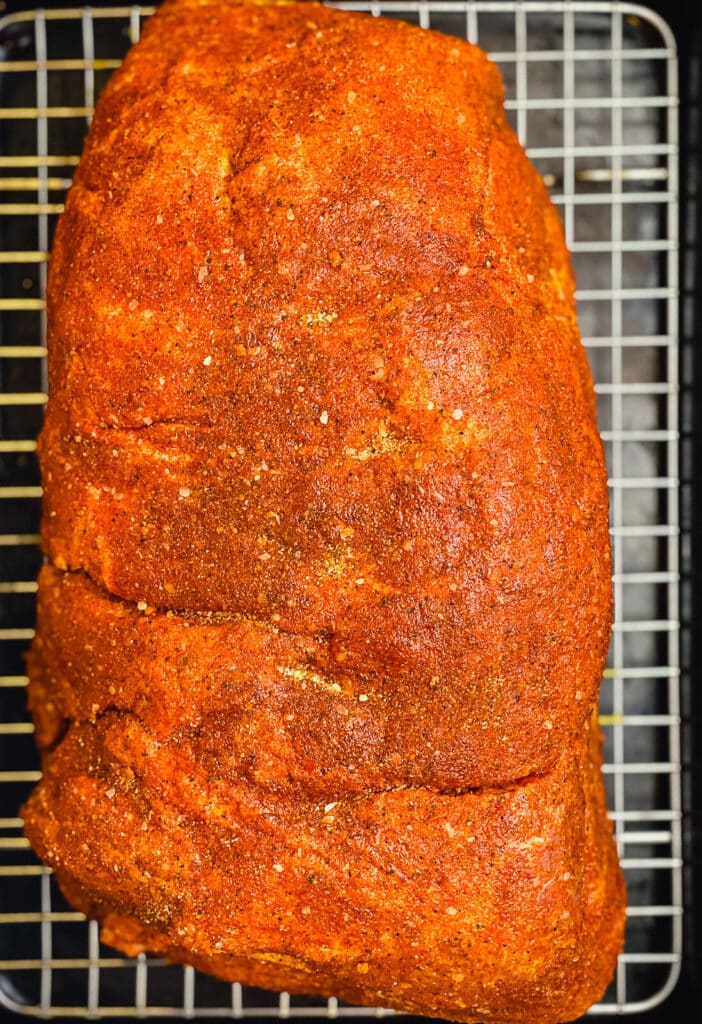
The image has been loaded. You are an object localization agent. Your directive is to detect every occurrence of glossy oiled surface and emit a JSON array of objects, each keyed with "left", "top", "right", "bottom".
[{"left": 24, "top": 1, "right": 624, "bottom": 1021}]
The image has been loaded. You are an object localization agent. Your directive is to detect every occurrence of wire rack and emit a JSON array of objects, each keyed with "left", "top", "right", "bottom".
[{"left": 0, "top": 1, "right": 681, "bottom": 1019}]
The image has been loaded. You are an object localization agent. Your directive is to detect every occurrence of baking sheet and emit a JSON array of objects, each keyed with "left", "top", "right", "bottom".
[{"left": 0, "top": 2, "right": 682, "bottom": 1018}]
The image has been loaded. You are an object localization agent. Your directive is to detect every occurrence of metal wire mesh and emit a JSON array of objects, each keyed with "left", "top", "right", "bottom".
[{"left": 0, "top": 1, "right": 681, "bottom": 1018}]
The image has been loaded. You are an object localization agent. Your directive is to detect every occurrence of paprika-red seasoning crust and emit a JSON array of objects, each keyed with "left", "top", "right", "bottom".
[{"left": 23, "top": 2, "right": 625, "bottom": 1021}]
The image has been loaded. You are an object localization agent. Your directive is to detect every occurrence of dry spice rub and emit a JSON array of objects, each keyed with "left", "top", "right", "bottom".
[{"left": 24, "top": 3, "right": 624, "bottom": 1022}]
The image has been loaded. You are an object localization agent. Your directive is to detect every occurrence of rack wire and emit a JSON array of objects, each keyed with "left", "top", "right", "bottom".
[{"left": 0, "top": 1, "right": 681, "bottom": 1019}]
